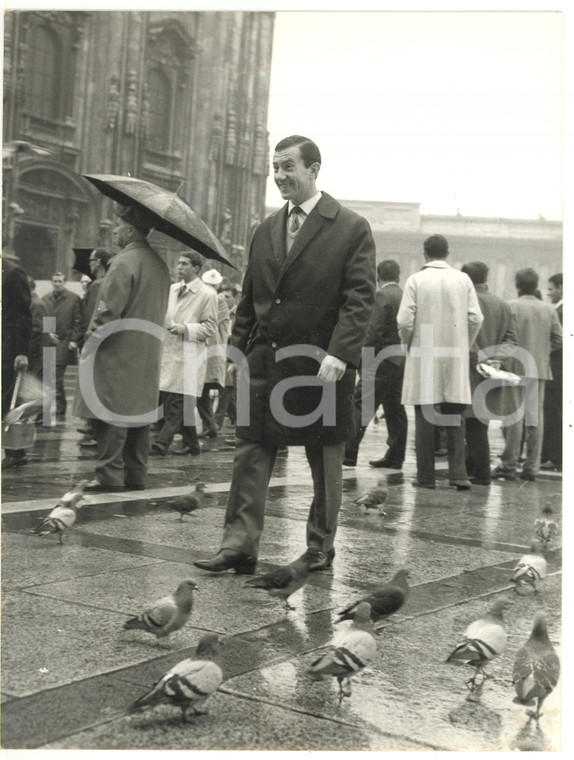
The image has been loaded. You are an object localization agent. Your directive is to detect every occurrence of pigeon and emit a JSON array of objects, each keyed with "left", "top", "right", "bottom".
[
  {"left": 512, "top": 611, "right": 560, "bottom": 721},
  {"left": 446, "top": 599, "right": 508, "bottom": 692},
  {"left": 155, "top": 483, "right": 214, "bottom": 521},
  {"left": 534, "top": 506, "right": 558, "bottom": 550},
  {"left": 307, "top": 601, "right": 377, "bottom": 701},
  {"left": 353, "top": 478, "right": 388, "bottom": 515},
  {"left": 336, "top": 568, "right": 410, "bottom": 627},
  {"left": 30, "top": 481, "right": 89, "bottom": 544},
  {"left": 244, "top": 555, "right": 312, "bottom": 610},
  {"left": 129, "top": 633, "right": 223, "bottom": 722},
  {"left": 123, "top": 578, "right": 198, "bottom": 639},
  {"left": 511, "top": 541, "right": 547, "bottom": 593}
]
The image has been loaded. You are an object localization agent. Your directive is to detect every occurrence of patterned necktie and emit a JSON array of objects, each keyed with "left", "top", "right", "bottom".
[
  {"left": 286, "top": 206, "right": 305, "bottom": 253},
  {"left": 178, "top": 283, "right": 187, "bottom": 299}
]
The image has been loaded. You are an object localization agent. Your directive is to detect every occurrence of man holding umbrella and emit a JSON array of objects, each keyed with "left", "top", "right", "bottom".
[{"left": 75, "top": 204, "right": 170, "bottom": 492}]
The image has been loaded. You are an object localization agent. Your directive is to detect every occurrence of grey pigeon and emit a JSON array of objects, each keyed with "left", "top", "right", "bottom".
[
  {"left": 162, "top": 483, "right": 213, "bottom": 521},
  {"left": 446, "top": 599, "right": 508, "bottom": 692},
  {"left": 511, "top": 541, "right": 547, "bottom": 593},
  {"left": 513, "top": 611, "right": 560, "bottom": 720},
  {"left": 244, "top": 555, "right": 312, "bottom": 610},
  {"left": 30, "top": 481, "right": 89, "bottom": 544},
  {"left": 129, "top": 633, "right": 223, "bottom": 722},
  {"left": 534, "top": 506, "right": 558, "bottom": 550},
  {"left": 336, "top": 568, "right": 410, "bottom": 626},
  {"left": 123, "top": 578, "right": 198, "bottom": 638},
  {"left": 308, "top": 601, "right": 377, "bottom": 701},
  {"left": 353, "top": 478, "right": 388, "bottom": 515}
]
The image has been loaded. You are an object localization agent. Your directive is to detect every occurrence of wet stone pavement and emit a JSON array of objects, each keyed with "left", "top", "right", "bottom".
[{"left": 1, "top": 389, "right": 563, "bottom": 751}]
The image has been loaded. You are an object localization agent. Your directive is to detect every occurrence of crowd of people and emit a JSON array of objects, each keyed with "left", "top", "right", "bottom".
[{"left": 2, "top": 134, "right": 563, "bottom": 576}]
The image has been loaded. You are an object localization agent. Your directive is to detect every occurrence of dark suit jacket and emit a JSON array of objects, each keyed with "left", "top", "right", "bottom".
[
  {"left": 363, "top": 281, "right": 404, "bottom": 370},
  {"left": 2, "top": 259, "right": 32, "bottom": 417},
  {"left": 233, "top": 192, "right": 376, "bottom": 445},
  {"left": 41, "top": 288, "right": 83, "bottom": 365}
]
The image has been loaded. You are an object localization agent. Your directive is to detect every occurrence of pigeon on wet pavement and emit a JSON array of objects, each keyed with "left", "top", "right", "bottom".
[
  {"left": 30, "top": 480, "right": 89, "bottom": 545},
  {"left": 511, "top": 541, "right": 548, "bottom": 593},
  {"left": 123, "top": 578, "right": 198, "bottom": 639},
  {"left": 244, "top": 555, "right": 312, "bottom": 611},
  {"left": 534, "top": 506, "right": 558, "bottom": 550},
  {"left": 353, "top": 478, "right": 388, "bottom": 515},
  {"left": 155, "top": 483, "right": 214, "bottom": 521},
  {"left": 336, "top": 568, "right": 410, "bottom": 627},
  {"left": 307, "top": 601, "right": 377, "bottom": 701},
  {"left": 129, "top": 633, "right": 223, "bottom": 722},
  {"left": 513, "top": 611, "right": 560, "bottom": 721},
  {"left": 446, "top": 599, "right": 509, "bottom": 692}
]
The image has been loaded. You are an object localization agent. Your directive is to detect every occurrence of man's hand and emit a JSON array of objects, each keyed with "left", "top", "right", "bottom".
[
  {"left": 168, "top": 324, "right": 185, "bottom": 336},
  {"left": 227, "top": 362, "right": 237, "bottom": 383},
  {"left": 317, "top": 355, "right": 347, "bottom": 382},
  {"left": 68, "top": 341, "right": 78, "bottom": 350},
  {"left": 49, "top": 333, "right": 60, "bottom": 345},
  {"left": 14, "top": 355, "right": 28, "bottom": 372}
]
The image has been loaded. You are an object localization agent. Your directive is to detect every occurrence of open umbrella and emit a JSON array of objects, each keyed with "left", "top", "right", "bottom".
[
  {"left": 82, "top": 174, "right": 233, "bottom": 268},
  {"left": 73, "top": 248, "right": 96, "bottom": 279}
]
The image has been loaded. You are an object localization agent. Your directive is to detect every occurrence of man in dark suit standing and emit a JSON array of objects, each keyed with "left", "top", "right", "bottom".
[
  {"left": 195, "top": 135, "right": 376, "bottom": 575},
  {"left": 41, "top": 271, "right": 83, "bottom": 419},
  {"left": 344, "top": 259, "right": 407, "bottom": 469},
  {"left": 540, "top": 272, "right": 563, "bottom": 471},
  {"left": 2, "top": 258, "right": 32, "bottom": 467}
]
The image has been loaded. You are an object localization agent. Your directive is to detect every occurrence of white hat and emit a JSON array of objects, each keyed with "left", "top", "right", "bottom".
[{"left": 202, "top": 268, "right": 223, "bottom": 287}]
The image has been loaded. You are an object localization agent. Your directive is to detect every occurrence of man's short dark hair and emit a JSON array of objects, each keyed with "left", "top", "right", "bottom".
[
  {"left": 515, "top": 267, "right": 539, "bottom": 295},
  {"left": 275, "top": 135, "right": 321, "bottom": 168},
  {"left": 52, "top": 271, "right": 66, "bottom": 280},
  {"left": 377, "top": 259, "right": 400, "bottom": 282},
  {"left": 461, "top": 261, "right": 489, "bottom": 285},
  {"left": 179, "top": 250, "right": 204, "bottom": 269},
  {"left": 423, "top": 234, "right": 449, "bottom": 260},
  {"left": 549, "top": 273, "right": 563, "bottom": 289},
  {"left": 93, "top": 248, "right": 114, "bottom": 270}
]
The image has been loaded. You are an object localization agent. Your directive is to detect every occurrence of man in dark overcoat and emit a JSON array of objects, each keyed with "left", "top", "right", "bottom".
[
  {"left": 344, "top": 258, "right": 407, "bottom": 469},
  {"left": 2, "top": 258, "right": 32, "bottom": 467},
  {"left": 194, "top": 135, "right": 376, "bottom": 575},
  {"left": 74, "top": 205, "right": 170, "bottom": 492},
  {"left": 41, "top": 271, "right": 83, "bottom": 418}
]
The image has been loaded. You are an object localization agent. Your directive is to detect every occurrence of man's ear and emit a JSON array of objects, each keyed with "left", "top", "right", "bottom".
[{"left": 309, "top": 162, "right": 320, "bottom": 179}]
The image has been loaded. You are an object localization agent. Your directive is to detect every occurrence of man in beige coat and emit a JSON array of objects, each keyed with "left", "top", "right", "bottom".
[
  {"left": 397, "top": 234, "right": 483, "bottom": 490},
  {"left": 151, "top": 251, "right": 218, "bottom": 457}
]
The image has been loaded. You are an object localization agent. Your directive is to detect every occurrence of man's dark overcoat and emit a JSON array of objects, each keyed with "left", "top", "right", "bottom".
[{"left": 233, "top": 192, "right": 376, "bottom": 446}]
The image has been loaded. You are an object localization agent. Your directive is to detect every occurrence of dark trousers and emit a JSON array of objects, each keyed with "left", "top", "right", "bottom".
[
  {"left": 221, "top": 438, "right": 344, "bottom": 557},
  {"left": 54, "top": 362, "right": 67, "bottom": 416},
  {"left": 541, "top": 354, "right": 562, "bottom": 465},
  {"left": 214, "top": 384, "right": 237, "bottom": 427},
  {"left": 156, "top": 392, "right": 200, "bottom": 453},
  {"left": 345, "top": 361, "right": 407, "bottom": 463},
  {"left": 93, "top": 420, "right": 149, "bottom": 487},
  {"left": 464, "top": 417, "right": 491, "bottom": 481},
  {"left": 414, "top": 404, "right": 468, "bottom": 484},
  {"left": 197, "top": 384, "right": 218, "bottom": 435}
]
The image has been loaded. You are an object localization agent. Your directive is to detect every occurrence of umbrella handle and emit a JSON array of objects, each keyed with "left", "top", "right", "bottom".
[{"left": 9, "top": 370, "right": 24, "bottom": 412}]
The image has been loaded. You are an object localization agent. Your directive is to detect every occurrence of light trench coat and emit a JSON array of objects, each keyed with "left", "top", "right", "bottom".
[
  {"left": 397, "top": 260, "right": 484, "bottom": 405},
  {"left": 159, "top": 278, "right": 218, "bottom": 397}
]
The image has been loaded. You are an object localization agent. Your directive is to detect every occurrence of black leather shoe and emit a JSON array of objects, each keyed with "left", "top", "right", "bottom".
[
  {"left": 84, "top": 479, "right": 123, "bottom": 493},
  {"left": 300, "top": 548, "right": 335, "bottom": 571},
  {"left": 198, "top": 430, "right": 217, "bottom": 439},
  {"left": 124, "top": 482, "right": 145, "bottom": 491},
  {"left": 450, "top": 479, "right": 472, "bottom": 491},
  {"left": 193, "top": 549, "right": 257, "bottom": 574},
  {"left": 469, "top": 477, "right": 491, "bottom": 486},
  {"left": 343, "top": 458, "right": 357, "bottom": 467},
  {"left": 369, "top": 458, "right": 403, "bottom": 469},
  {"left": 412, "top": 480, "right": 436, "bottom": 490},
  {"left": 519, "top": 471, "right": 537, "bottom": 482},
  {"left": 173, "top": 446, "right": 201, "bottom": 456}
]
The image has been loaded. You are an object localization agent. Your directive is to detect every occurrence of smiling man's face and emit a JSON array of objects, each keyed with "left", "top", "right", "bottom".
[{"left": 273, "top": 144, "right": 318, "bottom": 206}]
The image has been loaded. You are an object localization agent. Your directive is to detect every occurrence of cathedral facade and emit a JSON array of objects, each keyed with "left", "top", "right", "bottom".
[{"left": 3, "top": 10, "right": 275, "bottom": 281}]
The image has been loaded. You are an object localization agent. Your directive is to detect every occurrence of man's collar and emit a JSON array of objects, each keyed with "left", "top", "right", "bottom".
[
  {"left": 555, "top": 299, "right": 563, "bottom": 310},
  {"left": 288, "top": 190, "right": 322, "bottom": 216},
  {"left": 475, "top": 283, "right": 489, "bottom": 291},
  {"left": 379, "top": 281, "right": 398, "bottom": 289},
  {"left": 180, "top": 277, "right": 202, "bottom": 293},
  {"left": 422, "top": 260, "right": 450, "bottom": 269}
]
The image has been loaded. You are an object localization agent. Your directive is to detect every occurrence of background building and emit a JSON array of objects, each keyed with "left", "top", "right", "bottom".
[{"left": 2, "top": 10, "right": 275, "bottom": 283}]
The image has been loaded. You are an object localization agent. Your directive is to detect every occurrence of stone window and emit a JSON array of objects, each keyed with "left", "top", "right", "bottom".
[
  {"left": 147, "top": 68, "right": 171, "bottom": 153},
  {"left": 27, "top": 25, "right": 61, "bottom": 120}
]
